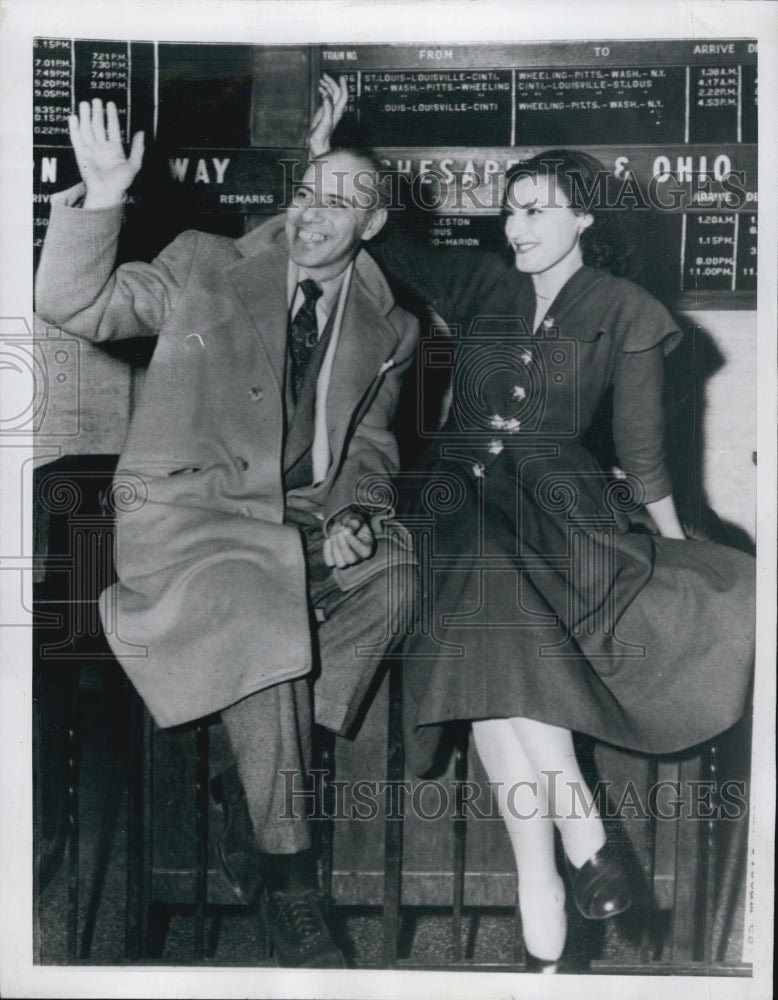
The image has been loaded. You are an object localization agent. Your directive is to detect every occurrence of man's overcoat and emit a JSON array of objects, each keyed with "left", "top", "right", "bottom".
[{"left": 36, "top": 189, "right": 418, "bottom": 727}]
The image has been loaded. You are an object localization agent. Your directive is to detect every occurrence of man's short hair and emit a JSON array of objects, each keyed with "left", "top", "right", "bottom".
[{"left": 310, "top": 147, "right": 391, "bottom": 210}]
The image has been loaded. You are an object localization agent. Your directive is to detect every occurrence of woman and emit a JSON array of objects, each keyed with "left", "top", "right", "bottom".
[{"left": 310, "top": 77, "right": 755, "bottom": 971}]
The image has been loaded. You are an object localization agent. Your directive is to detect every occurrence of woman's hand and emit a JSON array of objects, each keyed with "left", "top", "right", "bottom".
[
  {"left": 307, "top": 74, "right": 349, "bottom": 159},
  {"left": 643, "top": 494, "right": 687, "bottom": 540},
  {"left": 68, "top": 99, "right": 145, "bottom": 209}
]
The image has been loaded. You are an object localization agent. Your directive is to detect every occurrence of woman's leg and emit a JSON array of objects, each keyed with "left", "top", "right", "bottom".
[
  {"left": 471, "top": 719, "right": 566, "bottom": 961},
  {"left": 510, "top": 716, "right": 606, "bottom": 869}
]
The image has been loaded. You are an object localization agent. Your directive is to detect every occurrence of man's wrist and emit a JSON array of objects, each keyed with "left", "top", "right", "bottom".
[
  {"left": 328, "top": 503, "right": 368, "bottom": 526},
  {"left": 327, "top": 504, "right": 367, "bottom": 531},
  {"left": 82, "top": 189, "right": 127, "bottom": 210}
]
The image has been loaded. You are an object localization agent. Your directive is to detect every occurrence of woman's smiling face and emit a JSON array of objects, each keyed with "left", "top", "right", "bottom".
[{"left": 503, "top": 173, "right": 593, "bottom": 276}]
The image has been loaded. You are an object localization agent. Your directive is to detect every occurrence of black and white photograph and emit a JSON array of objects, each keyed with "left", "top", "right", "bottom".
[{"left": 1, "top": 2, "right": 775, "bottom": 998}]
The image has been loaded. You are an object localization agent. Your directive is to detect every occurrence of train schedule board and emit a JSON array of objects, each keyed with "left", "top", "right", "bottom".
[
  {"left": 34, "top": 38, "right": 758, "bottom": 307},
  {"left": 321, "top": 40, "right": 757, "bottom": 307}
]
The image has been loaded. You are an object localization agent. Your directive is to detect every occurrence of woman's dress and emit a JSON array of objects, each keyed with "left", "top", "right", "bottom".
[{"left": 372, "top": 235, "right": 755, "bottom": 767}]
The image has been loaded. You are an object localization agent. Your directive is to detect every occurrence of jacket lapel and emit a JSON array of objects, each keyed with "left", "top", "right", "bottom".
[
  {"left": 326, "top": 255, "right": 399, "bottom": 462},
  {"left": 225, "top": 219, "right": 290, "bottom": 393},
  {"left": 226, "top": 221, "right": 401, "bottom": 476}
]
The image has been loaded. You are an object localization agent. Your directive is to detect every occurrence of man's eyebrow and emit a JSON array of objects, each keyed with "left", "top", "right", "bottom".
[{"left": 294, "top": 184, "right": 351, "bottom": 206}]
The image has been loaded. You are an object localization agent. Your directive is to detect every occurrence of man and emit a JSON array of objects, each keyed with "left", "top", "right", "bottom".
[{"left": 35, "top": 99, "right": 418, "bottom": 967}]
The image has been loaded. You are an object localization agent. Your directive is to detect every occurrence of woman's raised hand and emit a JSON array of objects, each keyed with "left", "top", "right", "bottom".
[
  {"left": 307, "top": 74, "right": 349, "bottom": 158},
  {"left": 68, "top": 99, "right": 145, "bottom": 209}
]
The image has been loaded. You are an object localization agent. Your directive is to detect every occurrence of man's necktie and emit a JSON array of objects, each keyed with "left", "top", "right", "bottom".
[{"left": 289, "top": 278, "right": 324, "bottom": 400}]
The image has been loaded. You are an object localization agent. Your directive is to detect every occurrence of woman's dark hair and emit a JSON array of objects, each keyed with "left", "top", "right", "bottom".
[{"left": 503, "top": 149, "right": 629, "bottom": 275}]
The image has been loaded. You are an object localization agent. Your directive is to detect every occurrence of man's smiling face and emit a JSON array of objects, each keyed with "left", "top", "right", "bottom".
[{"left": 285, "top": 151, "right": 387, "bottom": 281}]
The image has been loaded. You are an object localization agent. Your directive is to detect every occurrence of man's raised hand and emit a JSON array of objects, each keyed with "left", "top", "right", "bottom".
[
  {"left": 307, "top": 74, "right": 349, "bottom": 159},
  {"left": 68, "top": 99, "right": 145, "bottom": 209}
]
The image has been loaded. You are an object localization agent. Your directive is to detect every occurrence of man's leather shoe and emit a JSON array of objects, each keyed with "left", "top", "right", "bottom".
[
  {"left": 210, "top": 767, "right": 264, "bottom": 906},
  {"left": 565, "top": 845, "right": 633, "bottom": 920},
  {"left": 262, "top": 887, "right": 346, "bottom": 968}
]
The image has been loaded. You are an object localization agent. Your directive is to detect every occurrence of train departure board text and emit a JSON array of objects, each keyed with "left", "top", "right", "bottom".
[{"left": 34, "top": 37, "right": 758, "bottom": 308}]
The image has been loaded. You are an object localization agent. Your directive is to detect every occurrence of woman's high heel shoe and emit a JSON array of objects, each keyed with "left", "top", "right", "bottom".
[{"left": 565, "top": 846, "right": 633, "bottom": 920}]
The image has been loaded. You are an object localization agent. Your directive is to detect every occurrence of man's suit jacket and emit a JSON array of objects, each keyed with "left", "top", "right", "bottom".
[{"left": 36, "top": 190, "right": 418, "bottom": 727}]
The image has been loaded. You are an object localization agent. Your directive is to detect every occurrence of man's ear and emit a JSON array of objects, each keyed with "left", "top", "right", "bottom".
[{"left": 362, "top": 206, "right": 388, "bottom": 242}]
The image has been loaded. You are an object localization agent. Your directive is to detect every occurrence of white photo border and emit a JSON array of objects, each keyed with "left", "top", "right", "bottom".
[{"left": 1, "top": 1, "right": 775, "bottom": 998}]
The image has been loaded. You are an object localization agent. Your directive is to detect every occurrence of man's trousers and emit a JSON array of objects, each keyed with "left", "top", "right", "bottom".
[{"left": 221, "top": 518, "right": 417, "bottom": 854}]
